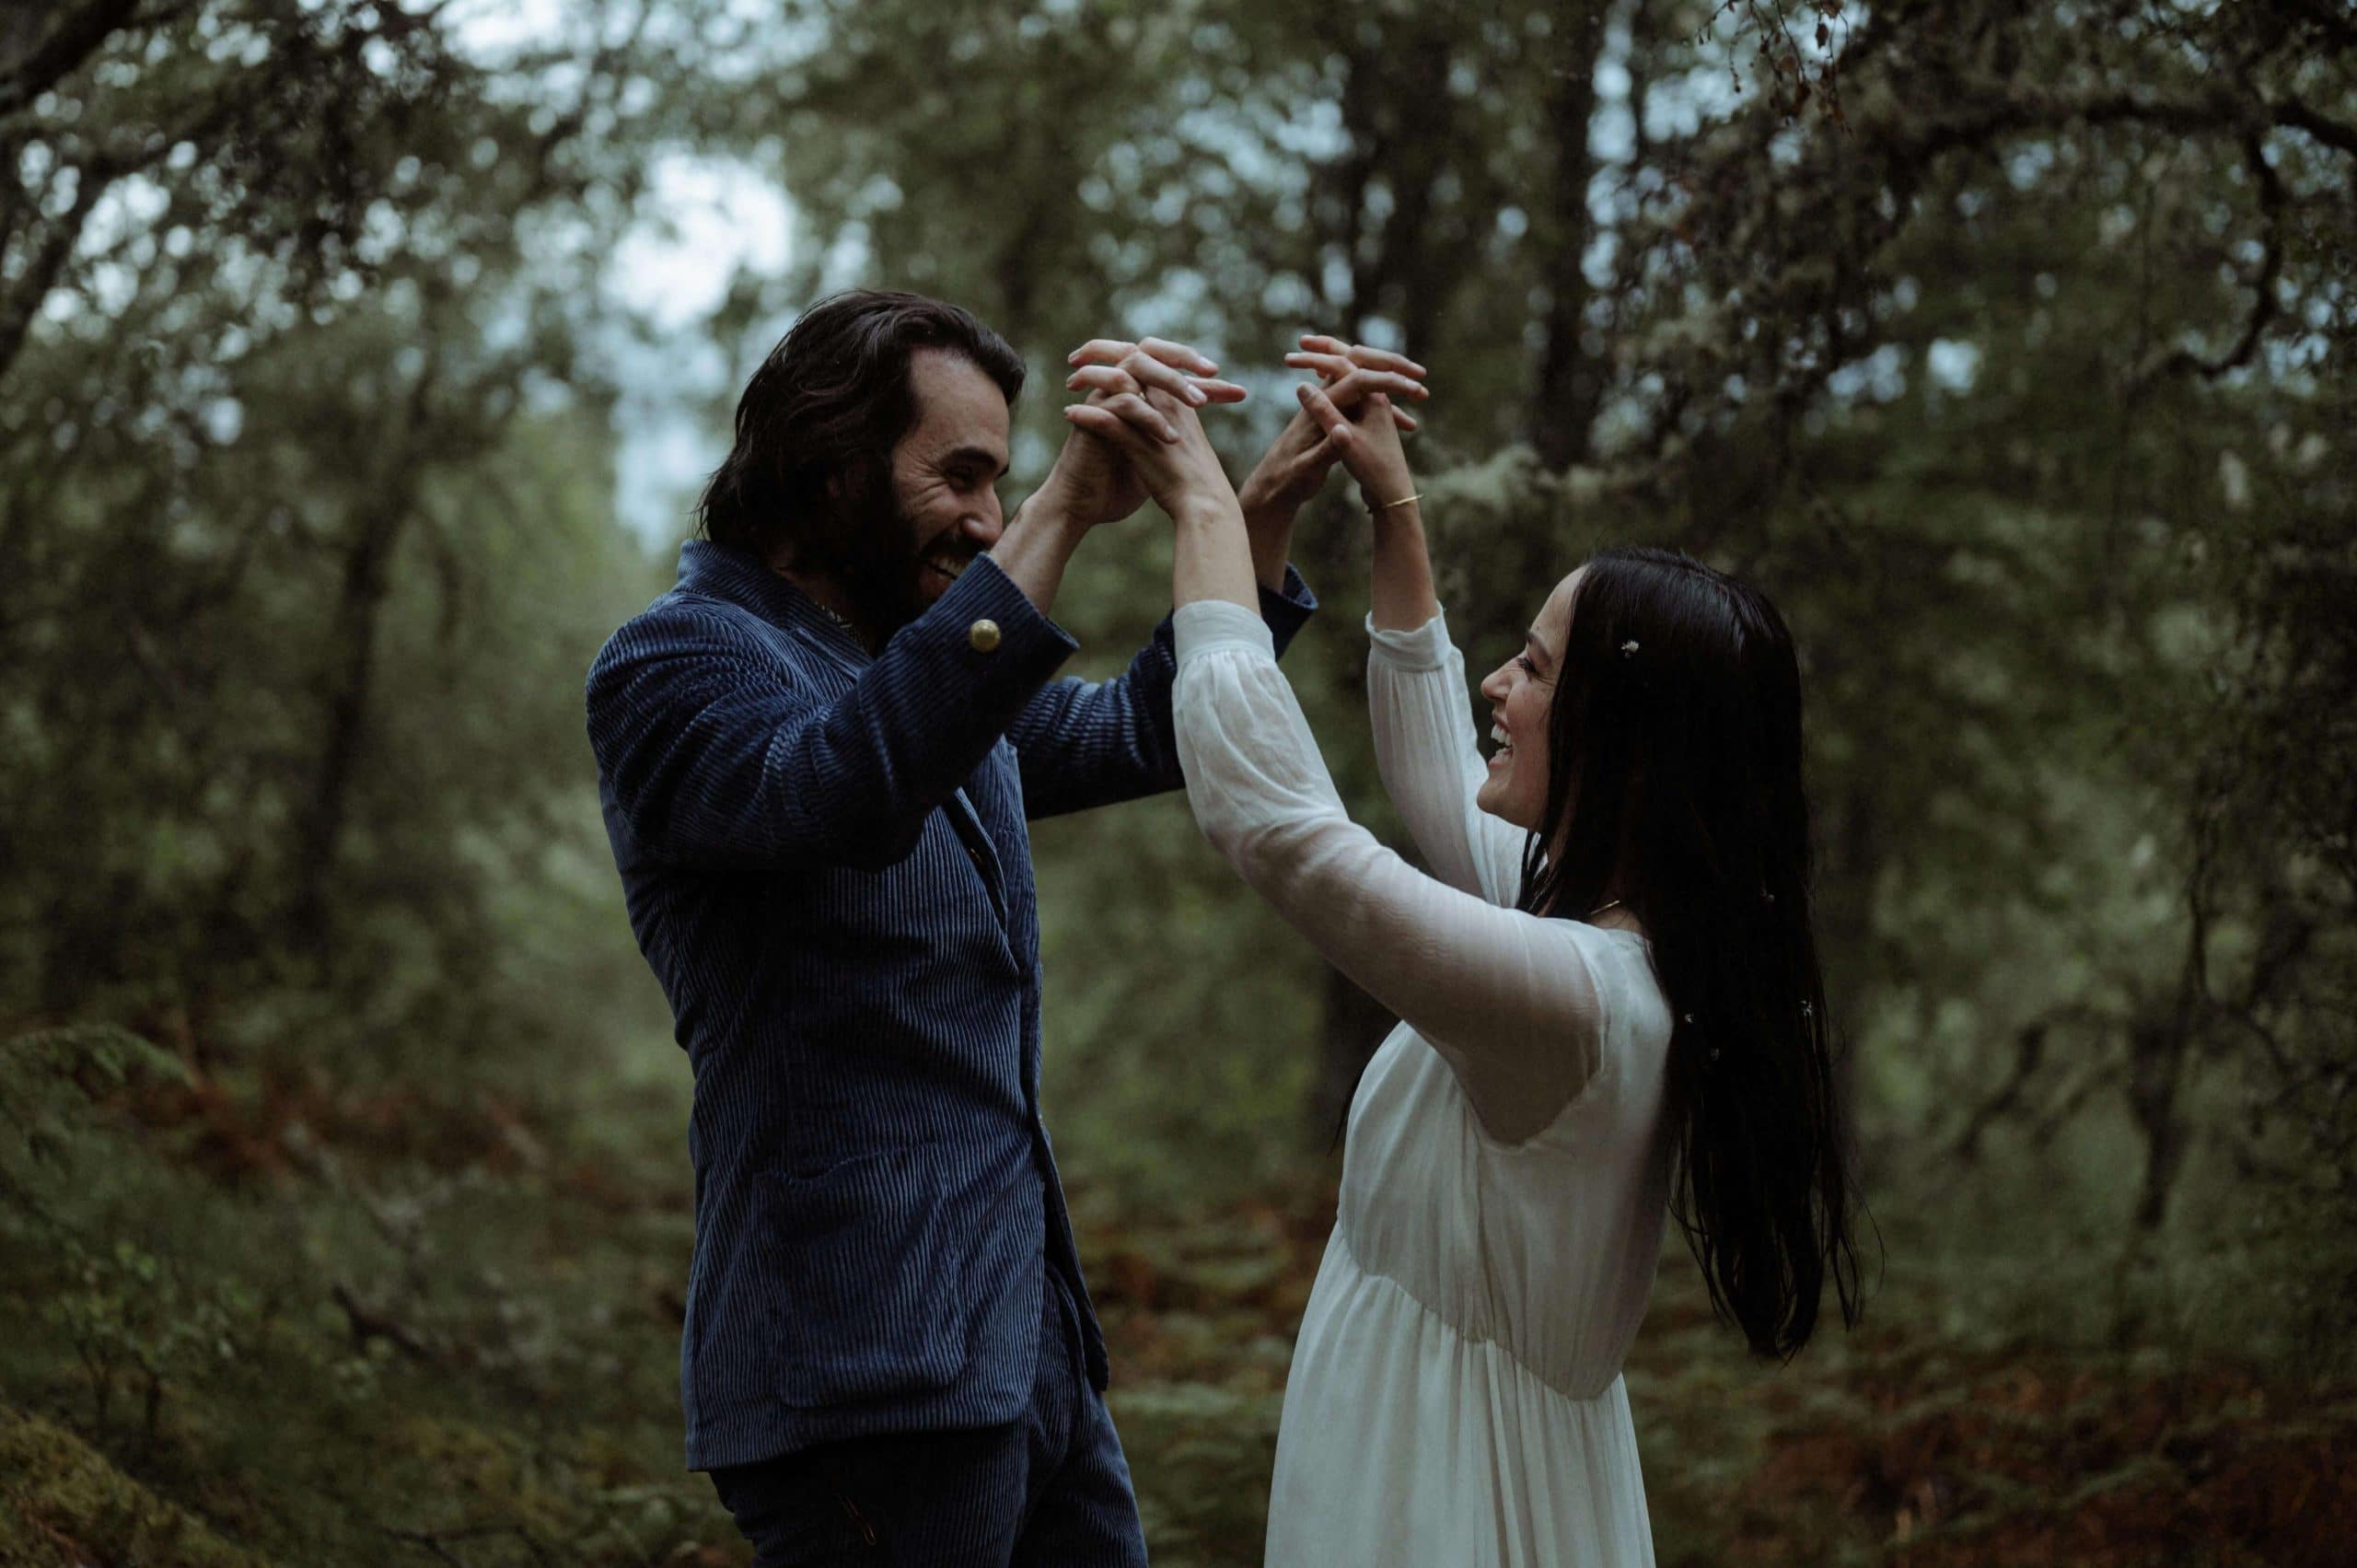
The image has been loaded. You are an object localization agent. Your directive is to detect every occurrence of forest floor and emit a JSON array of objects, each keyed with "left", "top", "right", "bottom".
[{"left": 3, "top": 1028, "right": 2353, "bottom": 1566}]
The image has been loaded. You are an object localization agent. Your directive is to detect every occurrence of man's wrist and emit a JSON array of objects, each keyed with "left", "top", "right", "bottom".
[
  {"left": 1009, "top": 476, "right": 1092, "bottom": 549},
  {"left": 1239, "top": 495, "right": 1293, "bottom": 535}
]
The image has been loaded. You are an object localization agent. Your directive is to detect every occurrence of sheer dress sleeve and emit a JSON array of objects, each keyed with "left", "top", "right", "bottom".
[
  {"left": 1173, "top": 600, "right": 1608, "bottom": 1138},
  {"left": 1364, "top": 608, "right": 1529, "bottom": 910}
]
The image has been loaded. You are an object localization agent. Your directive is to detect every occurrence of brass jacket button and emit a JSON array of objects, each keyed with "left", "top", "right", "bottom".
[{"left": 968, "top": 618, "right": 1002, "bottom": 653}]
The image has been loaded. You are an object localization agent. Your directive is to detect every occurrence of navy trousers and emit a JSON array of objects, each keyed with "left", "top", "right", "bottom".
[{"left": 708, "top": 1266, "right": 1149, "bottom": 1566}]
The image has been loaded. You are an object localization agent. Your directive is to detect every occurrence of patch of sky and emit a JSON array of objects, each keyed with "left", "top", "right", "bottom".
[
  {"left": 1150, "top": 182, "right": 1192, "bottom": 226},
  {"left": 581, "top": 151, "right": 798, "bottom": 540},
  {"left": 1268, "top": 98, "right": 1348, "bottom": 163},
  {"left": 1925, "top": 339, "right": 1982, "bottom": 393},
  {"left": 1260, "top": 273, "right": 1316, "bottom": 321},
  {"left": 1827, "top": 343, "right": 1908, "bottom": 403},
  {"left": 1584, "top": 231, "right": 1619, "bottom": 291},
  {"left": 1124, "top": 269, "right": 1213, "bottom": 343},
  {"left": 1586, "top": 162, "right": 1624, "bottom": 229},
  {"left": 1592, "top": 101, "right": 1637, "bottom": 165},
  {"left": 1320, "top": 250, "right": 1353, "bottom": 306}
]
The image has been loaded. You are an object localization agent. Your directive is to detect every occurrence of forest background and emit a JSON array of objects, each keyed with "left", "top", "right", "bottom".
[{"left": 3, "top": 1, "right": 2353, "bottom": 1563}]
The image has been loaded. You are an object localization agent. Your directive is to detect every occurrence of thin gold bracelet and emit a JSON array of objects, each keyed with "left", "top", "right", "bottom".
[{"left": 1368, "top": 491, "right": 1422, "bottom": 514}]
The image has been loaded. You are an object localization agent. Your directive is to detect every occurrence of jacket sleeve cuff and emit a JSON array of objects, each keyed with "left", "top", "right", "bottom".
[
  {"left": 1260, "top": 564, "right": 1318, "bottom": 659},
  {"left": 944, "top": 552, "right": 1081, "bottom": 686}
]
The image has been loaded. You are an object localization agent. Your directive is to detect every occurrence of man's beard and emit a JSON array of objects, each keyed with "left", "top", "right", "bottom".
[{"left": 823, "top": 496, "right": 976, "bottom": 641}]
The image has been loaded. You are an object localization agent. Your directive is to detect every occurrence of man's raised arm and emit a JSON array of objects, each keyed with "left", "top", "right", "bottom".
[{"left": 586, "top": 549, "right": 1080, "bottom": 873}]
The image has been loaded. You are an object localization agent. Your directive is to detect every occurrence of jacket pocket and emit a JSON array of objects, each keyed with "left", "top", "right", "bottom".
[{"left": 756, "top": 1142, "right": 966, "bottom": 1409}]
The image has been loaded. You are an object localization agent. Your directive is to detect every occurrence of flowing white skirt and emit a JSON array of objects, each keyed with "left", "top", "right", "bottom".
[{"left": 1264, "top": 1229, "right": 1657, "bottom": 1567}]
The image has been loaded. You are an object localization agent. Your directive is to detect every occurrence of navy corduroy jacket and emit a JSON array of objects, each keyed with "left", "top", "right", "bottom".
[{"left": 586, "top": 539, "right": 1315, "bottom": 1469}]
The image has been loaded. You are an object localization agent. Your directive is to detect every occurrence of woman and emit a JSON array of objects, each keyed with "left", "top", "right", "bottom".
[{"left": 1065, "top": 339, "right": 1864, "bottom": 1566}]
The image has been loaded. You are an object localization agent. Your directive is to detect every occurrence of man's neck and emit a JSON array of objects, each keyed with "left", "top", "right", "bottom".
[{"left": 769, "top": 557, "right": 875, "bottom": 650}]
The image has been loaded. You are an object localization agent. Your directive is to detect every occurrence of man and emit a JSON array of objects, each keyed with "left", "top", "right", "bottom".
[{"left": 586, "top": 291, "right": 1417, "bottom": 1563}]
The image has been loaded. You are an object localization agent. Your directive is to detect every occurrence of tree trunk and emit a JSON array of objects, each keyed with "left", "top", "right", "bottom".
[
  {"left": 284, "top": 490, "right": 412, "bottom": 950},
  {"left": 1298, "top": 19, "right": 1495, "bottom": 1151},
  {"left": 1528, "top": 2, "right": 1610, "bottom": 469},
  {"left": 282, "top": 360, "right": 441, "bottom": 951},
  {"left": 2128, "top": 1016, "right": 2192, "bottom": 1232}
]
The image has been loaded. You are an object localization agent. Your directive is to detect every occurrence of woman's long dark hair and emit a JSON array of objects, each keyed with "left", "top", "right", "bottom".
[{"left": 1519, "top": 545, "right": 1865, "bottom": 1360}]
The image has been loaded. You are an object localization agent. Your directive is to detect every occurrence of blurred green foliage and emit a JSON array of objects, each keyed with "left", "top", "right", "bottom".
[{"left": 3, "top": 0, "right": 2353, "bottom": 1562}]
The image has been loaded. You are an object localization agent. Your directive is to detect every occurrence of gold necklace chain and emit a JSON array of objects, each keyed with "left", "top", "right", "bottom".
[{"left": 772, "top": 563, "right": 865, "bottom": 645}]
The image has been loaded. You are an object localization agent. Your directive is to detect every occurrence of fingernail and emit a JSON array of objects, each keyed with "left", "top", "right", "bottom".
[
  {"left": 1295, "top": 383, "right": 1311, "bottom": 399},
  {"left": 1186, "top": 386, "right": 1205, "bottom": 405}
]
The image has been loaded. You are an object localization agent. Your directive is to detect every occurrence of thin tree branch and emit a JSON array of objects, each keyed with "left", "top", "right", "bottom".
[
  {"left": 2131, "top": 133, "right": 2286, "bottom": 389},
  {"left": 0, "top": 0, "right": 142, "bottom": 121}
]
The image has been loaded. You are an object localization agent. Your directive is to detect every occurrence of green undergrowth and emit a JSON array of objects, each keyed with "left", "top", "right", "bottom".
[
  {"left": 5, "top": 1022, "right": 2352, "bottom": 1566},
  {"left": 0, "top": 1024, "right": 735, "bottom": 1567}
]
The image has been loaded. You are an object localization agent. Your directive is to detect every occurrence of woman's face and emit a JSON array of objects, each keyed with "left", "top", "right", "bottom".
[{"left": 1476, "top": 569, "right": 1580, "bottom": 830}]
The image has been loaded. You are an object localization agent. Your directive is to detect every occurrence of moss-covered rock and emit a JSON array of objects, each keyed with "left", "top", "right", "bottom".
[{"left": 0, "top": 1404, "right": 273, "bottom": 1567}]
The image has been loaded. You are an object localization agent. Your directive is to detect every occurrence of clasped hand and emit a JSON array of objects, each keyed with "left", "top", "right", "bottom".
[
  {"left": 1055, "top": 331, "right": 1429, "bottom": 525},
  {"left": 1043, "top": 337, "right": 1246, "bottom": 528}
]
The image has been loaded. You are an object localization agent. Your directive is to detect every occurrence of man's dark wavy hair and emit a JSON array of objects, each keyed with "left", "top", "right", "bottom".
[
  {"left": 697, "top": 290, "right": 1025, "bottom": 618},
  {"left": 1521, "top": 545, "right": 1869, "bottom": 1362}
]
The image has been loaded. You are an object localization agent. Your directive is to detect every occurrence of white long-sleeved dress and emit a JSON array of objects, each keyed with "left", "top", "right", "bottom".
[{"left": 1171, "top": 599, "right": 1675, "bottom": 1568}]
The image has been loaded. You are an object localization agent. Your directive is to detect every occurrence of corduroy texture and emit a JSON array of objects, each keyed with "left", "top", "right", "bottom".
[
  {"left": 706, "top": 1264, "right": 1150, "bottom": 1565},
  {"left": 586, "top": 539, "right": 1315, "bottom": 1470}
]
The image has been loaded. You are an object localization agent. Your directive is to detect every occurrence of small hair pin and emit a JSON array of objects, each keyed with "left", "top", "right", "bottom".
[
  {"left": 1620, "top": 639, "right": 1641, "bottom": 658},
  {"left": 1681, "top": 1013, "right": 1696, "bottom": 1025},
  {"left": 1799, "top": 1000, "right": 1814, "bottom": 1018},
  {"left": 1761, "top": 890, "right": 1776, "bottom": 906},
  {"left": 1708, "top": 1046, "right": 1722, "bottom": 1063}
]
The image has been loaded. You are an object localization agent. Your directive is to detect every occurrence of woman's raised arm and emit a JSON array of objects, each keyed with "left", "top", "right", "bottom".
[{"left": 1286, "top": 337, "right": 1438, "bottom": 634}]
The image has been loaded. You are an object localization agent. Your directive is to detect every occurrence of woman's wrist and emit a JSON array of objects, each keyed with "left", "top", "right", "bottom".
[{"left": 1169, "top": 493, "right": 1247, "bottom": 533}]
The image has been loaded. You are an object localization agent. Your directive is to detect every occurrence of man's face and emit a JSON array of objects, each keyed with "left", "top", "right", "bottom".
[{"left": 888, "top": 347, "right": 1012, "bottom": 610}]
